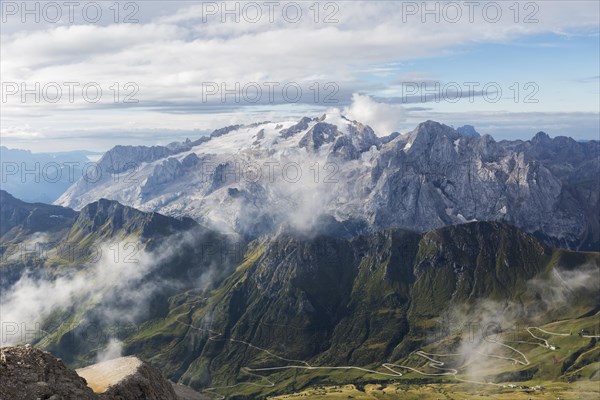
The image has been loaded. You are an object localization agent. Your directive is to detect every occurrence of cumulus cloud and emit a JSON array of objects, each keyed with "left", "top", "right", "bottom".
[{"left": 343, "top": 93, "right": 405, "bottom": 136}]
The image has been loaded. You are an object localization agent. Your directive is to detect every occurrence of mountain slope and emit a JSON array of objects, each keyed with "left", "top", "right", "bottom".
[
  {"left": 0, "top": 189, "right": 77, "bottom": 240},
  {"left": 0, "top": 190, "right": 198, "bottom": 275},
  {"left": 0, "top": 192, "right": 242, "bottom": 368},
  {"left": 123, "top": 222, "right": 598, "bottom": 397},
  {"left": 2, "top": 193, "right": 598, "bottom": 398}
]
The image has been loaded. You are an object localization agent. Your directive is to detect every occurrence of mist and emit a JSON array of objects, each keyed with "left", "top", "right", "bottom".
[
  {"left": 0, "top": 226, "right": 239, "bottom": 349},
  {"left": 430, "top": 261, "right": 600, "bottom": 383},
  {"left": 96, "top": 338, "right": 124, "bottom": 363}
]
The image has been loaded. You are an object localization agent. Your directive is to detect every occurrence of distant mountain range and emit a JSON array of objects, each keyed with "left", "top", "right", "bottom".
[
  {"left": 54, "top": 116, "right": 599, "bottom": 251},
  {"left": 0, "top": 146, "right": 102, "bottom": 204}
]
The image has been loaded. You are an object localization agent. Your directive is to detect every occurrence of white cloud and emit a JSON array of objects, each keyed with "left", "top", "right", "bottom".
[
  {"left": 2, "top": 1, "right": 598, "bottom": 107},
  {"left": 96, "top": 339, "right": 124, "bottom": 362},
  {"left": 0, "top": 124, "right": 45, "bottom": 139},
  {"left": 0, "top": 1, "right": 598, "bottom": 149},
  {"left": 343, "top": 94, "right": 405, "bottom": 136}
]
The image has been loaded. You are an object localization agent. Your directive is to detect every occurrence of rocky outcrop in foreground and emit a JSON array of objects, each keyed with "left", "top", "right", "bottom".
[
  {"left": 0, "top": 345, "right": 206, "bottom": 400},
  {"left": 76, "top": 356, "right": 178, "bottom": 400},
  {"left": 0, "top": 345, "right": 97, "bottom": 400}
]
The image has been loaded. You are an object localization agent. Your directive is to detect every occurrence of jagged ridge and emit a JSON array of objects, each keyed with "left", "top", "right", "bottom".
[{"left": 55, "top": 117, "right": 600, "bottom": 250}]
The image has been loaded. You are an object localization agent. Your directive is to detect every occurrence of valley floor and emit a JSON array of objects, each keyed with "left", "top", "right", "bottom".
[{"left": 269, "top": 381, "right": 600, "bottom": 399}]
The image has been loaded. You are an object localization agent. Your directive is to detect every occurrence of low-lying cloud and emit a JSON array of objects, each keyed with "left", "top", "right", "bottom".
[
  {"left": 0, "top": 227, "right": 240, "bottom": 348},
  {"left": 429, "top": 262, "right": 599, "bottom": 382}
]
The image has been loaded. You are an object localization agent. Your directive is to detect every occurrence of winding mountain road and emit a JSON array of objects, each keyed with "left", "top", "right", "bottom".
[{"left": 171, "top": 306, "right": 597, "bottom": 398}]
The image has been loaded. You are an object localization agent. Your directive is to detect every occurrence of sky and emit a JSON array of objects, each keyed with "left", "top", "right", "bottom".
[{"left": 1, "top": 0, "right": 599, "bottom": 152}]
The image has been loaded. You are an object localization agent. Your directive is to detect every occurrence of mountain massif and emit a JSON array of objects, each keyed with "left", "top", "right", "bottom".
[{"left": 56, "top": 117, "right": 600, "bottom": 250}]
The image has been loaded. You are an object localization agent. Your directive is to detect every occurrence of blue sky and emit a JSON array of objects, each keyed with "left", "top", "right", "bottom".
[
  {"left": 1, "top": 1, "right": 598, "bottom": 151},
  {"left": 356, "top": 32, "right": 599, "bottom": 111}
]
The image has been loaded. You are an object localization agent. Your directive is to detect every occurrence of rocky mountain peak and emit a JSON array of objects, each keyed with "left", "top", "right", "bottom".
[
  {"left": 299, "top": 121, "right": 341, "bottom": 150},
  {"left": 74, "top": 198, "right": 196, "bottom": 239},
  {"left": 456, "top": 124, "right": 481, "bottom": 137},
  {"left": 532, "top": 131, "right": 551, "bottom": 144},
  {"left": 77, "top": 198, "right": 141, "bottom": 230},
  {"left": 53, "top": 117, "right": 600, "bottom": 250},
  {"left": 413, "top": 120, "right": 460, "bottom": 140},
  {"left": 280, "top": 116, "right": 316, "bottom": 138},
  {"left": 0, "top": 190, "right": 77, "bottom": 237}
]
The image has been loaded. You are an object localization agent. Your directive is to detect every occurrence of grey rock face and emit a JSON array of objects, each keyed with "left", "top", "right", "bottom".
[
  {"left": 365, "top": 121, "right": 593, "bottom": 248},
  {"left": 97, "top": 145, "right": 180, "bottom": 174},
  {"left": 143, "top": 157, "right": 186, "bottom": 189},
  {"left": 0, "top": 345, "right": 97, "bottom": 400},
  {"left": 346, "top": 120, "right": 380, "bottom": 152},
  {"left": 299, "top": 122, "right": 340, "bottom": 150},
  {"left": 279, "top": 116, "right": 315, "bottom": 138},
  {"left": 56, "top": 117, "right": 600, "bottom": 250},
  {"left": 181, "top": 153, "right": 200, "bottom": 169},
  {"left": 0, "top": 346, "right": 191, "bottom": 400},
  {"left": 209, "top": 124, "right": 242, "bottom": 139},
  {"left": 330, "top": 135, "right": 360, "bottom": 160},
  {"left": 456, "top": 124, "right": 481, "bottom": 137}
]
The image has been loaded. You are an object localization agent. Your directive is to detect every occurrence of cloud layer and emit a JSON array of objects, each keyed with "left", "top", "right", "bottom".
[{"left": 1, "top": 1, "right": 599, "bottom": 150}]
